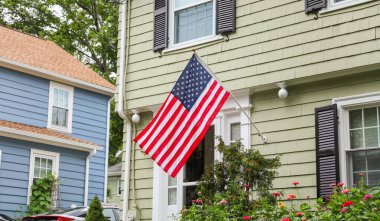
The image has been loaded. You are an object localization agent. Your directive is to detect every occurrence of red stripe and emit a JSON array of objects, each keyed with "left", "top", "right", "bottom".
[
  {"left": 163, "top": 86, "right": 225, "bottom": 172},
  {"left": 156, "top": 81, "right": 218, "bottom": 166},
  {"left": 171, "top": 91, "right": 230, "bottom": 177},
  {"left": 134, "top": 95, "right": 172, "bottom": 144},
  {"left": 145, "top": 102, "right": 184, "bottom": 155},
  {"left": 139, "top": 97, "right": 178, "bottom": 148}
]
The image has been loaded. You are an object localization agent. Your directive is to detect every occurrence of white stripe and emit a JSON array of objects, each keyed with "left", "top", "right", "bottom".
[
  {"left": 168, "top": 89, "right": 228, "bottom": 175},
  {"left": 136, "top": 94, "right": 174, "bottom": 147},
  {"left": 144, "top": 101, "right": 181, "bottom": 153},
  {"left": 160, "top": 82, "right": 221, "bottom": 168},
  {"left": 147, "top": 106, "right": 187, "bottom": 158},
  {"left": 155, "top": 80, "right": 217, "bottom": 163}
]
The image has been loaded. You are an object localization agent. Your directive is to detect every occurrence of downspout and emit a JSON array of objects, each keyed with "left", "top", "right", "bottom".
[
  {"left": 117, "top": 0, "right": 133, "bottom": 220},
  {"left": 104, "top": 96, "right": 114, "bottom": 203},
  {"left": 84, "top": 149, "right": 97, "bottom": 207}
]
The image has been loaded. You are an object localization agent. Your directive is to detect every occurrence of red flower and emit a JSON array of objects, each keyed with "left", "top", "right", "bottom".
[
  {"left": 242, "top": 216, "right": 251, "bottom": 220},
  {"left": 191, "top": 200, "right": 196, "bottom": 203},
  {"left": 363, "top": 194, "right": 373, "bottom": 201},
  {"left": 341, "top": 207, "right": 347, "bottom": 213},
  {"left": 287, "top": 194, "right": 296, "bottom": 200},
  {"left": 342, "top": 189, "right": 349, "bottom": 194},
  {"left": 296, "top": 212, "right": 303, "bottom": 217},
  {"left": 272, "top": 192, "right": 281, "bottom": 197},
  {"left": 337, "top": 182, "right": 344, "bottom": 187},
  {"left": 342, "top": 201, "right": 354, "bottom": 207},
  {"left": 292, "top": 181, "right": 300, "bottom": 186},
  {"left": 282, "top": 218, "right": 290, "bottom": 221},
  {"left": 196, "top": 199, "right": 203, "bottom": 204},
  {"left": 219, "top": 199, "right": 227, "bottom": 205},
  {"left": 244, "top": 184, "right": 251, "bottom": 190}
]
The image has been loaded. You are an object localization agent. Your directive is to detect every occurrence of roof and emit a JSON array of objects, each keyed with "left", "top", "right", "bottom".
[
  {"left": 0, "top": 26, "right": 115, "bottom": 94},
  {"left": 108, "top": 162, "right": 122, "bottom": 176},
  {"left": 0, "top": 120, "right": 100, "bottom": 152}
]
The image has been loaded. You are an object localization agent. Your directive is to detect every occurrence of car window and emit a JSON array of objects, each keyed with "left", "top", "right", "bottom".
[
  {"left": 60, "top": 208, "right": 87, "bottom": 216},
  {"left": 103, "top": 209, "right": 116, "bottom": 221}
]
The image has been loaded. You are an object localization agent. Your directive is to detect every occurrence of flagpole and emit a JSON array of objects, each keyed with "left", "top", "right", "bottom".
[{"left": 193, "top": 52, "right": 268, "bottom": 144}]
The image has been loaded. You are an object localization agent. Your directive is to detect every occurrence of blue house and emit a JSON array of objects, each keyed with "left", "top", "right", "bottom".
[{"left": 0, "top": 26, "right": 115, "bottom": 217}]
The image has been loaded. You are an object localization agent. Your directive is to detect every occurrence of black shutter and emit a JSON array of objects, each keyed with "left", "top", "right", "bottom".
[
  {"left": 305, "top": 0, "right": 326, "bottom": 14},
  {"left": 153, "top": 0, "right": 168, "bottom": 51},
  {"left": 315, "top": 104, "right": 340, "bottom": 199},
  {"left": 216, "top": 0, "right": 236, "bottom": 35}
]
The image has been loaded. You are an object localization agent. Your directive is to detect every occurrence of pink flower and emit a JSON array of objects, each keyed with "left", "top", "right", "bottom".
[
  {"left": 342, "top": 189, "right": 349, "bottom": 194},
  {"left": 341, "top": 207, "right": 347, "bottom": 213},
  {"left": 282, "top": 218, "right": 290, "bottom": 221},
  {"left": 196, "top": 199, "right": 203, "bottom": 204},
  {"left": 296, "top": 212, "right": 303, "bottom": 217},
  {"left": 191, "top": 199, "right": 196, "bottom": 203},
  {"left": 219, "top": 199, "right": 227, "bottom": 205},
  {"left": 337, "top": 182, "right": 344, "bottom": 187},
  {"left": 330, "top": 183, "right": 336, "bottom": 188},
  {"left": 363, "top": 194, "right": 373, "bottom": 201},
  {"left": 272, "top": 192, "right": 281, "bottom": 197},
  {"left": 342, "top": 200, "right": 354, "bottom": 207},
  {"left": 287, "top": 194, "right": 296, "bottom": 200},
  {"left": 242, "top": 216, "right": 251, "bottom": 220},
  {"left": 292, "top": 181, "right": 300, "bottom": 186},
  {"left": 301, "top": 218, "right": 307, "bottom": 221}
]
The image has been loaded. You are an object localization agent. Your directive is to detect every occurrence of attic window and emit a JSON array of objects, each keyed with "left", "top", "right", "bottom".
[{"left": 48, "top": 82, "right": 74, "bottom": 133}]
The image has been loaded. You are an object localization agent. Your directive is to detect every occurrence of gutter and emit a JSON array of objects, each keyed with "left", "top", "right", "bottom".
[
  {"left": 104, "top": 96, "right": 114, "bottom": 203},
  {"left": 0, "top": 57, "right": 114, "bottom": 96},
  {"left": 84, "top": 149, "right": 97, "bottom": 207},
  {"left": 117, "top": 0, "right": 133, "bottom": 220}
]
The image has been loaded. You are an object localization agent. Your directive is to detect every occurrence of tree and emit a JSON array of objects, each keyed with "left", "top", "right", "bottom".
[
  {"left": 85, "top": 195, "right": 107, "bottom": 221},
  {"left": 0, "top": 0, "right": 123, "bottom": 165}
]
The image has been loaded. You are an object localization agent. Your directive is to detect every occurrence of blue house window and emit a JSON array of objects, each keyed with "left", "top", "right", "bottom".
[{"left": 48, "top": 82, "right": 74, "bottom": 133}]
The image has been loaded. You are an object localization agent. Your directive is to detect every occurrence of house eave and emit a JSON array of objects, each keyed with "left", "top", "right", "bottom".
[
  {"left": 0, "top": 126, "right": 101, "bottom": 152},
  {"left": 0, "top": 56, "right": 115, "bottom": 96}
]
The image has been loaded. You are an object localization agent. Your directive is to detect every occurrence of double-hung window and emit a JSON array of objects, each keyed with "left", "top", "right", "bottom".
[
  {"left": 326, "top": 0, "right": 374, "bottom": 11},
  {"left": 171, "top": 0, "right": 215, "bottom": 46},
  {"left": 48, "top": 82, "right": 73, "bottom": 133}
]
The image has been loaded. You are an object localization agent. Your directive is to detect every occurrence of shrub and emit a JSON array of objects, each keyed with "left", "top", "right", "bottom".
[
  {"left": 85, "top": 195, "right": 107, "bottom": 221},
  {"left": 28, "top": 174, "right": 58, "bottom": 215}
]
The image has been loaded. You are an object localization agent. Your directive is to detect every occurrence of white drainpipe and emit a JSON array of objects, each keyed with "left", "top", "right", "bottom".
[
  {"left": 104, "top": 96, "right": 114, "bottom": 203},
  {"left": 117, "top": 0, "right": 132, "bottom": 220},
  {"left": 84, "top": 149, "right": 97, "bottom": 207}
]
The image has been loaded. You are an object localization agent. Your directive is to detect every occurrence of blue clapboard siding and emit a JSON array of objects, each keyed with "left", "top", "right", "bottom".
[
  {"left": 0, "top": 137, "right": 87, "bottom": 217},
  {"left": 0, "top": 67, "right": 49, "bottom": 127},
  {"left": 72, "top": 88, "right": 109, "bottom": 204}
]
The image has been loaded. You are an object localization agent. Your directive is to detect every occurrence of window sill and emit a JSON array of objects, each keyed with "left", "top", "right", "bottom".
[
  {"left": 163, "top": 35, "right": 225, "bottom": 54},
  {"left": 320, "top": 0, "right": 375, "bottom": 14},
  {"left": 47, "top": 125, "right": 72, "bottom": 134}
]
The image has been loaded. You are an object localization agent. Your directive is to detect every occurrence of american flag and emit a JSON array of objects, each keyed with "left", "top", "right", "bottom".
[{"left": 134, "top": 54, "right": 230, "bottom": 177}]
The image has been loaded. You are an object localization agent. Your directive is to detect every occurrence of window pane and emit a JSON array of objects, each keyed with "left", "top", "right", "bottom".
[
  {"left": 350, "top": 129, "right": 363, "bottom": 149},
  {"left": 349, "top": 109, "right": 362, "bottom": 129},
  {"left": 34, "top": 167, "right": 40, "bottom": 178},
  {"left": 175, "top": 0, "right": 206, "bottom": 8},
  {"left": 353, "top": 172, "right": 367, "bottom": 185},
  {"left": 52, "top": 107, "right": 68, "bottom": 127},
  {"left": 184, "top": 186, "right": 197, "bottom": 208},
  {"left": 168, "top": 176, "right": 177, "bottom": 186},
  {"left": 364, "top": 128, "right": 378, "bottom": 148},
  {"left": 35, "top": 157, "right": 41, "bottom": 167},
  {"left": 47, "top": 159, "right": 53, "bottom": 170},
  {"left": 175, "top": 2, "right": 213, "bottom": 44},
  {"left": 168, "top": 188, "right": 177, "bottom": 205},
  {"left": 351, "top": 151, "right": 366, "bottom": 172},
  {"left": 368, "top": 172, "right": 380, "bottom": 187},
  {"left": 231, "top": 123, "right": 241, "bottom": 141},
  {"left": 54, "top": 88, "right": 69, "bottom": 109},
  {"left": 364, "top": 107, "right": 377, "bottom": 127},
  {"left": 41, "top": 158, "right": 47, "bottom": 168},
  {"left": 367, "top": 150, "right": 380, "bottom": 171},
  {"left": 184, "top": 126, "right": 214, "bottom": 182}
]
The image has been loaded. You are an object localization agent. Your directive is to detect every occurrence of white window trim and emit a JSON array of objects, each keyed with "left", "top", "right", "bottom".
[
  {"left": 321, "top": 0, "right": 375, "bottom": 14},
  {"left": 333, "top": 91, "right": 380, "bottom": 186},
  {"left": 152, "top": 90, "right": 250, "bottom": 221},
  {"left": 168, "top": 0, "right": 217, "bottom": 49},
  {"left": 27, "top": 149, "right": 60, "bottom": 205},
  {"left": 47, "top": 81, "right": 74, "bottom": 133}
]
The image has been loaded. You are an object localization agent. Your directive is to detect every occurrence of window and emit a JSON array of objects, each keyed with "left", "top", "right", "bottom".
[
  {"left": 48, "top": 82, "right": 73, "bottom": 133},
  {"left": 103, "top": 209, "right": 117, "bottom": 221},
  {"left": 335, "top": 92, "right": 380, "bottom": 188},
  {"left": 28, "top": 149, "right": 60, "bottom": 204},
  {"left": 325, "top": 0, "right": 374, "bottom": 11},
  {"left": 170, "top": 0, "right": 215, "bottom": 46},
  {"left": 117, "top": 177, "right": 122, "bottom": 196}
]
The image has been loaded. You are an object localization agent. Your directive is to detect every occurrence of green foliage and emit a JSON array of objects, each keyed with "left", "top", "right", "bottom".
[
  {"left": 28, "top": 174, "right": 58, "bottom": 215},
  {"left": 0, "top": 0, "right": 124, "bottom": 166},
  {"left": 85, "top": 195, "right": 107, "bottom": 221},
  {"left": 180, "top": 138, "right": 281, "bottom": 220}
]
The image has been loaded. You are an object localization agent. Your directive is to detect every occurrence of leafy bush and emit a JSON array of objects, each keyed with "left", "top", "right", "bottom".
[
  {"left": 28, "top": 174, "right": 58, "bottom": 215},
  {"left": 85, "top": 195, "right": 107, "bottom": 221}
]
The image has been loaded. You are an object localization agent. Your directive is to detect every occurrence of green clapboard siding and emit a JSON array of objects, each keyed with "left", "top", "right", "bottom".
[{"left": 107, "top": 176, "right": 121, "bottom": 204}]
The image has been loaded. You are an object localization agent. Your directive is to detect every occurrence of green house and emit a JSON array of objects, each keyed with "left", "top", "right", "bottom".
[
  {"left": 107, "top": 163, "right": 122, "bottom": 206},
  {"left": 115, "top": 0, "right": 380, "bottom": 220}
]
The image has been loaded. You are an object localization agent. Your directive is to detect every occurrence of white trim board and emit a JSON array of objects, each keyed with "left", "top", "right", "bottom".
[
  {"left": 0, "top": 126, "right": 101, "bottom": 152},
  {"left": 0, "top": 57, "right": 114, "bottom": 96}
]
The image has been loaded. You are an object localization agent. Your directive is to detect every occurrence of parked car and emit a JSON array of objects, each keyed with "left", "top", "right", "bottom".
[
  {"left": 21, "top": 206, "right": 119, "bottom": 221},
  {"left": 0, "top": 214, "right": 15, "bottom": 221}
]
